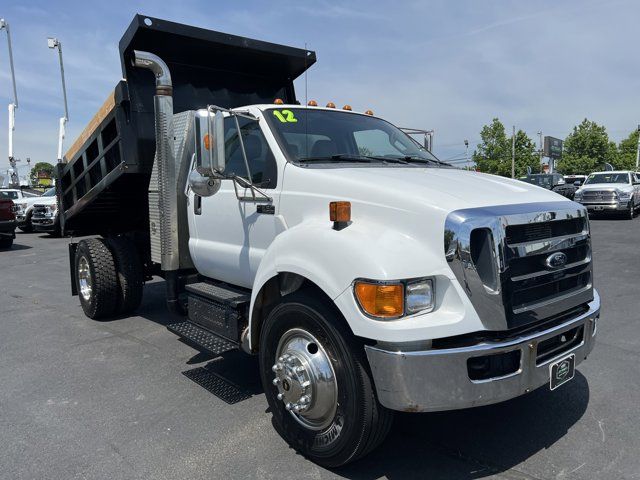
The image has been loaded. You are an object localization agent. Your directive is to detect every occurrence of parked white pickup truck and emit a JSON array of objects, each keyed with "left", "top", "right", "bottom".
[
  {"left": 58, "top": 16, "right": 599, "bottom": 466},
  {"left": 573, "top": 170, "right": 640, "bottom": 219}
]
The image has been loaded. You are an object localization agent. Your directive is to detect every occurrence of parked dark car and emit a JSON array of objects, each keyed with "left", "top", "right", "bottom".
[
  {"left": 0, "top": 198, "right": 16, "bottom": 249},
  {"left": 521, "top": 173, "right": 578, "bottom": 199}
]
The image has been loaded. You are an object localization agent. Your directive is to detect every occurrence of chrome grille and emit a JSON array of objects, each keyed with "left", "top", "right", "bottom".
[
  {"left": 32, "top": 205, "right": 48, "bottom": 219},
  {"left": 581, "top": 190, "right": 616, "bottom": 203},
  {"left": 445, "top": 202, "right": 593, "bottom": 331}
]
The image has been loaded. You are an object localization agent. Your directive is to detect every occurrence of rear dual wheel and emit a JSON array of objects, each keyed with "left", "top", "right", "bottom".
[
  {"left": 75, "top": 237, "right": 143, "bottom": 319},
  {"left": 259, "top": 291, "right": 393, "bottom": 467}
]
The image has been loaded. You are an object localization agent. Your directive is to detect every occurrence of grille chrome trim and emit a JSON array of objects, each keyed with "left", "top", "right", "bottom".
[{"left": 444, "top": 201, "right": 592, "bottom": 330}]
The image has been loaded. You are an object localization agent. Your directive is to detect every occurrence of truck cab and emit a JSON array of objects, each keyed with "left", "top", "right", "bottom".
[{"left": 58, "top": 15, "right": 600, "bottom": 467}]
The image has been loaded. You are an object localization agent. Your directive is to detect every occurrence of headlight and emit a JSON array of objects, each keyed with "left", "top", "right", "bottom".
[
  {"left": 354, "top": 278, "right": 435, "bottom": 319},
  {"left": 574, "top": 191, "right": 582, "bottom": 200},
  {"left": 617, "top": 190, "right": 631, "bottom": 201},
  {"left": 406, "top": 279, "right": 435, "bottom": 314},
  {"left": 13, "top": 203, "right": 26, "bottom": 214}
]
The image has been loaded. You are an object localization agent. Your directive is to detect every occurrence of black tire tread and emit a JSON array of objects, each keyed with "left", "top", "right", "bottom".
[
  {"left": 77, "top": 238, "right": 118, "bottom": 319},
  {"left": 260, "top": 290, "right": 393, "bottom": 467},
  {"left": 0, "top": 237, "right": 13, "bottom": 248},
  {"left": 107, "top": 236, "right": 144, "bottom": 314}
]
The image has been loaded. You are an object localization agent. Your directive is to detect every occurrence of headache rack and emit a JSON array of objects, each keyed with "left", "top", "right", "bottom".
[{"left": 56, "top": 14, "right": 315, "bottom": 234}]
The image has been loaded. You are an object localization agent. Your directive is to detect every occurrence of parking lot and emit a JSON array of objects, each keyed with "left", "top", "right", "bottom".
[{"left": 0, "top": 216, "right": 638, "bottom": 480}]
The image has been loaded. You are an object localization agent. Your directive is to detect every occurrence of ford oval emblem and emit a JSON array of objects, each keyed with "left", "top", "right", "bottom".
[{"left": 545, "top": 252, "right": 568, "bottom": 269}]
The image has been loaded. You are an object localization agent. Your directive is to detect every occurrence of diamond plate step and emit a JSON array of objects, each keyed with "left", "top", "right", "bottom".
[
  {"left": 167, "top": 321, "right": 238, "bottom": 356},
  {"left": 182, "top": 366, "right": 252, "bottom": 404},
  {"left": 185, "top": 282, "right": 250, "bottom": 308}
]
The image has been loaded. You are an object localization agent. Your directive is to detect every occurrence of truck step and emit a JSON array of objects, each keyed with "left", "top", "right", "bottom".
[
  {"left": 186, "top": 282, "right": 250, "bottom": 308},
  {"left": 186, "top": 281, "right": 250, "bottom": 342},
  {"left": 167, "top": 321, "right": 238, "bottom": 356},
  {"left": 182, "top": 366, "right": 253, "bottom": 404}
]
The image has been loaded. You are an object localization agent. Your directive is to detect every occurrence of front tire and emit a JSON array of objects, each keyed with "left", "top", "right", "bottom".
[
  {"left": 75, "top": 238, "right": 119, "bottom": 319},
  {"left": 628, "top": 200, "right": 636, "bottom": 220},
  {"left": 259, "top": 291, "right": 393, "bottom": 467}
]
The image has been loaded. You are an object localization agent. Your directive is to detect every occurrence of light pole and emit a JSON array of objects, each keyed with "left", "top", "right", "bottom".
[
  {"left": 464, "top": 139, "right": 469, "bottom": 169},
  {"left": 48, "top": 37, "right": 69, "bottom": 163},
  {"left": 1, "top": 18, "right": 19, "bottom": 186},
  {"left": 635, "top": 124, "right": 640, "bottom": 170}
]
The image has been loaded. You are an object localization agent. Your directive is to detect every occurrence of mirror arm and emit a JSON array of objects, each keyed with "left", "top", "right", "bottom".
[
  {"left": 231, "top": 175, "right": 272, "bottom": 203},
  {"left": 233, "top": 115, "right": 253, "bottom": 185}
]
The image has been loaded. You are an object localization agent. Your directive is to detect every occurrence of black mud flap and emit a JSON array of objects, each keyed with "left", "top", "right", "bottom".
[{"left": 69, "top": 242, "right": 78, "bottom": 296}]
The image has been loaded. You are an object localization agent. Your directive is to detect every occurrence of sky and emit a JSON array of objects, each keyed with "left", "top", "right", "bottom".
[{"left": 1, "top": 0, "right": 639, "bottom": 174}]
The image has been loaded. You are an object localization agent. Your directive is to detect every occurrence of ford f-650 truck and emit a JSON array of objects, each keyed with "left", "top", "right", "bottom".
[{"left": 58, "top": 15, "right": 600, "bottom": 467}]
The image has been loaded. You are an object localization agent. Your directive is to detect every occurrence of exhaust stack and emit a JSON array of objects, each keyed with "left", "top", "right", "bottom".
[{"left": 133, "top": 50, "right": 182, "bottom": 314}]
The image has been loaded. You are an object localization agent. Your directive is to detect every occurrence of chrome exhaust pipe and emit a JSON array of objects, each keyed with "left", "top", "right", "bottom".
[{"left": 133, "top": 50, "right": 182, "bottom": 313}]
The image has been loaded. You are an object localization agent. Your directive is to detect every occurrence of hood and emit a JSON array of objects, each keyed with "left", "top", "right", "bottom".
[
  {"left": 287, "top": 165, "right": 570, "bottom": 213},
  {"left": 578, "top": 183, "right": 632, "bottom": 193},
  {"left": 33, "top": 197, "right": 58, "bottom": 206}
]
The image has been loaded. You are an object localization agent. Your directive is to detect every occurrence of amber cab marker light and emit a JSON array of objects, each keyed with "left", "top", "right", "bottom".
[
  {"left": 329, "top": 201, "right": 351, "bottom": 230},
  {"left": 355, "top": 282, "right": 405, "bottom": 318},
  {"left": 307, "top": 100, "right": 318, "bottom": 106},
  {"left": 203, "top": 133, "right": 211, "bottom": 150},
  {"left": 342, "top": 104, "right": 352, "bottom": 111},
  {"left": 365, "top": 109, "right": 374, "bottom": 116},
  {"left": 326, "top": 102, "right": 336, "bottom": 108},
  {"left": 274, "top": 98, "right": 284, "bottom": 105}
]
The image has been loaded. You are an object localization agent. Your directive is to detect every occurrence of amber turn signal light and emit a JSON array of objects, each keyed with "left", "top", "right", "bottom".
[
  {"left": 203, "top": 133, "right": 211, "bottom": 150},
  {"left": 329, "top": 201, "right": 351, "bottom": 223},
  {"left": 355, "top": 282, "right": 405, "bottom": 318},
  {"left": 274, "top": 98, "right": 284, "bottom": 105}
]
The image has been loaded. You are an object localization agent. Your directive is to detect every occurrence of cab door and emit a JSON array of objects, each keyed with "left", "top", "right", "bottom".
[{"left": 187, "top": 115, "right": 282, "bottom": 289}]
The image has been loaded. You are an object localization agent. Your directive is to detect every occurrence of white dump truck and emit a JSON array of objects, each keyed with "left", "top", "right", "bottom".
[{"left": 59, "top": 15, "right": 600, "bottom": 466}]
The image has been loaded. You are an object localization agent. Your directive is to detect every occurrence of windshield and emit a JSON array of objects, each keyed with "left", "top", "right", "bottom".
[
  {"left": 584, "top": 173, "right": 629, "bottom": 185},
  {"left": 265, "top": 108, "right": 444, "bottom": 166},
  {"left": 42, "top": 188, "right": 56, "bottom": 197},
  {"left": 0, "top": 191, "right": 19, "bottom": 199}
]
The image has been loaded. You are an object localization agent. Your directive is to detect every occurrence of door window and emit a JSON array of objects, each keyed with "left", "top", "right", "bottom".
[{"left": 223, "top": 117, "right": 277, "bottom": 188}]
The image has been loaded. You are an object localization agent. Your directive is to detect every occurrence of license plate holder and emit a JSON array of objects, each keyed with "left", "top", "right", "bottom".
[
  {"left": 549, "top": 353, "right": 575, "bottom": 390},
  {"left": 594, "top": 205, "right": 604, "bottom": 211}
]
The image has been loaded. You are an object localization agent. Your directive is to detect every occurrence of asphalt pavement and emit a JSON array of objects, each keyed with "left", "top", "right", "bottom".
[{"left": 1, "top": 215, "right": 639, "bottom": 479}]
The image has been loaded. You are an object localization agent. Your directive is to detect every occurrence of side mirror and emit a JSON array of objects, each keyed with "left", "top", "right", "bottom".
[{"left": 209, "top": 110, "right": 226, "bottom": 174}]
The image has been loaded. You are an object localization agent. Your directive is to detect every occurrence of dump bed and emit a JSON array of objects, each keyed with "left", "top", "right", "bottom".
[{"left": 58, "top": 14, "right": 315, "bottom": 234}]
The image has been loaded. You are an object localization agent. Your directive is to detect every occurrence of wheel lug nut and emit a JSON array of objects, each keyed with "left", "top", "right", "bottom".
[
  {"left": 294, "top": 404, "right": 302, "bottom": 412},
  {"left": 300, "top": 395, "right": 310, "bottom": 404},
  {"left": 295, "top": 366, "right": 304, "bottom": 373},
  {"left": 277, "top": 393, "right": 284, "bottom": 401},
  {"left": 278, "top": 356, "right": 284, "bottom": 362},
  {"left": 285, "top": 403, "right": 293, "bottom": 411},
  {"left": 272, "top": 378, "right": 280, "bottom": 386}
]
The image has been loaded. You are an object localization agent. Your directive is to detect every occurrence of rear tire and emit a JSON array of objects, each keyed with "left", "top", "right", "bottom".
[
  {"left": 259, "top": 290, "right": 393, "bottom": 467},
  {"left": 107, "top": 236, "right": 144, "bottom": 314},
  {"left": 0, "top": 237, "right": 13, "bottom": 249},
  {"left": 75, "top": 238, "right": 119, "bottom": 319}
]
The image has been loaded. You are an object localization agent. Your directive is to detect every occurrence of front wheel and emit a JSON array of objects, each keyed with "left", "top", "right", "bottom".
[
  {"left": 627, "top": 200, "right": 635, "bottom": 220},
  {"left": 259, "top": 291, "right": 393, "bottom": 467}
]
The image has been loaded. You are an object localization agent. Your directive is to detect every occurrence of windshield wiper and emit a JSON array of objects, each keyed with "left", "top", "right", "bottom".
[
  {"left": 396, "top": 155, "right": 450, "bottom": 166},
  {"left": 298, "top": 154, "right": 377, "bottom": 163}
]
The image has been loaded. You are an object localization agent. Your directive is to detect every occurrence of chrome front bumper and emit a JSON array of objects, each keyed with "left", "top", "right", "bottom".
[
  {"left": 580, "top": 201, "right": 630, "bottom": 212},
  {"left": 365, "top": 291, "right": 599, "bottom": 412}
]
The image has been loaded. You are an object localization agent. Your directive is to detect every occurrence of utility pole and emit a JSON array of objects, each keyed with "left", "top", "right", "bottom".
[
  {"left": 1, "top": 18, "right": 19, "bottom": 186},
  {"left": 511, "top": 125, "right": 515, "bottom": 179},
  {"left": 48, "top": 37, "right": 69, "bottom": 163},
  {"left": 635, "top": 124, "right": 640, "bottom": 170}
]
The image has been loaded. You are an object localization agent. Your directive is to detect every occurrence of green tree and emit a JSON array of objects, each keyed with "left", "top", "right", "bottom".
[
  {"left": 616, "top": 129, "right": 639, "bottom": 171},
  {"left": 30, "top": 162, "right": 54, "bottom": 183},
  {"left": 556, "top": 119, "right": 616, "bottom": 174},
  {"left": 473, "top": 118, "right": 540, "bottom": 177}
]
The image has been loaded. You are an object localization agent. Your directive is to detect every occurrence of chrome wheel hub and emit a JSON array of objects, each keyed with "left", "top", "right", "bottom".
[
  {"left": 272, "top": 328, "right": 338, "bottom": 430},
  {"left": 78, "top": 256, "right": 92, "bottom": 301}
]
